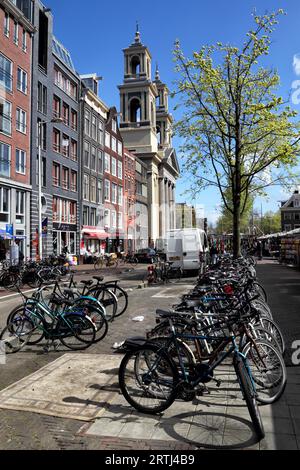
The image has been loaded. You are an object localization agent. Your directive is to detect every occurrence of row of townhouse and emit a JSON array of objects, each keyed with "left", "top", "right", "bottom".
[{"left": 0, "top": 0, "right": 148, "bottom": 262}]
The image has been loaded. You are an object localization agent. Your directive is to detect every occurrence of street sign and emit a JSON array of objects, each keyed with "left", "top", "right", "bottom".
[{"left": 6, "top": 224, "right": 13, "bottom": 237}]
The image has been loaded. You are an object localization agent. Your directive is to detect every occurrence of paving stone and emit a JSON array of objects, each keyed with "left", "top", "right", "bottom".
[
  {"left": 85, "top": 417, "right": 126, "bottom": 437},
  {"left": 289, "top": 405, "right": 300, "bottom": 419},
  {"left": 150, "top": 421, "right": 191, "bottom": 442},
  {"left": 259, "top": 403, "right": 291, "bottom": 419},
  {"left": 291, "top": 417, "right": 300, "bottom": 435},
  {"left": 222, "top": 429, "right": 259, "bottom": 449},
  {"left": 118, "top": 421, "right": 157, "bottom": 440},
  {"left": 259, "top": 432, "right": 298, "bottom": 450},
  {"left": 258, "top": 417, "right": 294, "bottom": 435}
]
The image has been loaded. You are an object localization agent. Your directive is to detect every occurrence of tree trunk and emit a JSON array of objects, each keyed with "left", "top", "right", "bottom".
[{"left": 233, "top": 199, "right": 241, "bottom": 258}]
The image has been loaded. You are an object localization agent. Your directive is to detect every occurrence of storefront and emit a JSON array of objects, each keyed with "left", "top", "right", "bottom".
[
  {"left": 80, "top": 227, "right": 110, "bottom": 256},
  {"left": 53, "top": 223, "right": 77, "bottom": 256}
]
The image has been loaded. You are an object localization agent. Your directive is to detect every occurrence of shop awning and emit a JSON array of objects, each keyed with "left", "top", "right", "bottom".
[
  {"left": 81, "top": 228, "right": 110, "bottom": 239},
  {"left": 0, "top": 229, "right": 12, "bottom": 239}
]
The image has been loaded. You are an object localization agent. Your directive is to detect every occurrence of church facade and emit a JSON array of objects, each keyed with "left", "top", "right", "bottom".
[{"left": 118, "top": 27, "right": 180, "bottom": 245}]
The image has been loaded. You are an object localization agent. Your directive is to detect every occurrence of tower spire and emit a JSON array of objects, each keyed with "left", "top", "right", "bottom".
[
  {"left": 155, "top": 62, "right": 160, "bottom": 81},
  {"left": 134, "top": 21, "right": 141, "bottom": 44}
]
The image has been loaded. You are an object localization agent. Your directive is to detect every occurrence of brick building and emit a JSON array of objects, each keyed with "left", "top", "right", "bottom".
[
  {"left": 0, "top": 0, "right": 34, "bottom": 260},
  {"left": 103, "top": 107, "right": 124, "bottom": 254},
  {"left": 80, "top": 74, "right": 108, "bottom": 256},
  {"left": 123, "top": 147, "right": 136, "bottom": 252}
]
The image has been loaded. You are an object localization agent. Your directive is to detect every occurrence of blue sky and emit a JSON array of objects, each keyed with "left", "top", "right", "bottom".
[{"left": 47, "top": 0, "right": 300, "bottom": 224}]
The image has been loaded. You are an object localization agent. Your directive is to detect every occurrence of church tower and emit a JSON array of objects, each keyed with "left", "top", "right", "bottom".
[{"left": 118, "top": 27, "right": 179, "bottom": 244}]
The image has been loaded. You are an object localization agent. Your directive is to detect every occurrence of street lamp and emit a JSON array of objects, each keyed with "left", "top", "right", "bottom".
[{"left": 38, "top": 117, "right": 63, "bottom": 260}]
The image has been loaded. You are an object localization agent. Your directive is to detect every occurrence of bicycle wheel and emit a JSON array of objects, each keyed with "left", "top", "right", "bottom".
[
  {"left": 129, "top": 257, "right": 138, "bottom": 266},
  {"left": 166, "top": 268, "right": 182, "bottom": 284},
  {"left": 253, "top": 282, "right": 267, "bottom": 303},
  {"left": 234, "top": 357, "right": 265, "bottom": 440},
  {"left": 0, "top": 318, "right": 34, "bottom": 353},
  {"left": 256, "top": 318, "right": 285, "bottom": 355},
  {"left": 119, "top": 345, "right": 178, "bottom": 414},
  {"left": 105, "top": 284, "right": 128, "bottom": 318},
  {"left": 58, "top": 314, "right": 96, "bottom": 350},
  {"left": 70, "top": 303, "right": 108, "bottom": 343},
  {"left": 242, "top": 339, "right": 287, "bottom": 404},
  {"left": 87, "top": 287, "right": 117, "bottom": 322},
  {"left": 6, "top": 305, "right": 44, "bottom": 345},
  {"left": 1, "top": 272, "right": 19, "bottom": 289},
  {"left": 94, "top": 258, "right": 103, "bottom": 270}
]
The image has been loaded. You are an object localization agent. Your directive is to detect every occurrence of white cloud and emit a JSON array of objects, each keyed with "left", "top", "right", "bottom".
[{"left": 293, "top": 54, "right": 300, "bottom": 76}]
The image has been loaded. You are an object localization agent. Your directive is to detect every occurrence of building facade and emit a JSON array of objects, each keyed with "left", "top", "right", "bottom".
[
  {"left": 123, "top": 147, "right": 136, "bottom": 253},
  {"left": 0, "top": 0, "right": 34, "bottom": 260},
  {"left": 118, "top": 27, "right": 179, "bottom": 246},
  {"left": 103, "top": 107, "right": 125, "bottom": 253},
  {"left": 281, "top": 190, "right": 300, "bottom": 232},
  {"left": 135, "top": 155, "right": 148, "bottom": 250},
  {"left": 80, "top": 74, "right": 108, "bottom": 256},
  {"left": 176, "top": 203, "right": 196, "bottom": 229}
]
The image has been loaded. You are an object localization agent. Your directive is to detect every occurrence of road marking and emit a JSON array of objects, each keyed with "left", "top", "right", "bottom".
[
  {"left": 152, "top": 285, "right": 194, "bottom": 298},
  {"left": 0, "top": 288, "right": 36, "bottom": 302}
]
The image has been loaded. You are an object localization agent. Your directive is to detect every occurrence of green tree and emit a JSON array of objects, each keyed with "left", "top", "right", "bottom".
[{"left": 173, "top": 10, "right": 300, "bottom": 257}]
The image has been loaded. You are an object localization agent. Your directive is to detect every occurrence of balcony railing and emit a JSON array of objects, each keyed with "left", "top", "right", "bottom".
[
  {"left": 70, "top": 152, "right": 77, "bottom": 162},
  {"left": 70, "top": 183, "right": 76, "bottom": 192},
  {"left": 62, "top": 147, "right": 69, "bottom": 157},
  {"left": 0, "top": 114, "right": 12, "bottom": 134},
  {"left": 62, "top": 180, "right": 69, "bottom": 190},
  {"left": 53, "top": 176, "right": 59, "bottom": 186}
]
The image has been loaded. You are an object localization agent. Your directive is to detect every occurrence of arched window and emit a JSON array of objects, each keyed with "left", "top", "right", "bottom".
[
  {"left": 129, "top": 98, "right": 141, "bottom": 122},
  {"left": 131, "top": 56, "right": 140, "bottom": 75}
]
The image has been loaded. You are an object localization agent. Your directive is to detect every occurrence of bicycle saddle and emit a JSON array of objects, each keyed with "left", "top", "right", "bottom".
[
  {"left": 80, "top": 280, "right": 93, "bottom": 286},
  {"left": 93, "top": 276, "right": 104, "bottom": 282},
  {"left": 50, "top": 295, "right": 73, "bottom": 307},
  {"left": 63, "top": 288, "right": 77, "bottom": 296}
]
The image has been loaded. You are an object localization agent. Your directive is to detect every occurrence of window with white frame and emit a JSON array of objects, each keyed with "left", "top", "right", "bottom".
[
  {"left": 17, "top": 67, "right": 27, "bottom": 94},
  {"left": 91, "top": 146, "right": 96, "bottom": 171},
  {"left": 294, "top": 199, "right": 300, "bottom": 208},
  {"left": 16, "top": 190, "right": 25, "bottom": 224},
  {"left": 104, "top": 208, "right": 110, "bottom": 226},
  {"left": 111, "top": 136, "right": 116, "bottom": 152},
  {"left": 84, "top": 110, "right": 90, "bottom": 136},
  {"left": 104, "top": 180, "right": 110, "bottom": 201},
  {"left": 105, "top": 131, "right": 110, "bottom": 148},
  {"left": 90, "top": 177, "right": 97, "bottom": 203},
  {"left": 4, "top": 13, "right": 9, "bottom": 37},
  {"left": 98, "top": 120, "right": 104, "bottom": 144},
  {"left": 16, "top": 108, "right": 26, "bottom": 133},
  {"left": 0, "top": 53, "right": 13, "bottom": 91},
  {"left": 112, "top": 118, "right": 117, "bottom": 133},
  {"left": 0, "top": 186, "right": 10, "bottom": 222},
  {"left": 104, "top": 153, "right": 110, "bottom": 173},
  {"left": 111, "top": 157, "right": 116, "bottom": 176},
  {"left": 13, "top": 21, "right": 18, "bottom": 44},
  {"left": 0, "top": 98, "right": 12, "bottom": 135},
  {"left": 111, "top": 183, "right": 117, "bottom": 204},
  {"left": 98, "top": 150, "right": 103, "bottom": 173},
  {"left": 83, "top": 174, "right": 89, "bottom": 201},
  {"left": 117, "top": 212, "right": 123, "bottom": 229},
  {"left": 84, "top": 141, "right": 90, "bottom": 168},
  {"left": 97, "top": 180, "right": 102, "bottom": 203},
  {"left": 111, "top": 210, "right": 116, "bottom": 228},
  {"left": 118, "top": 186, "right": 123, "bottom": 205},
  {"left": 16, "top": 149, "right": 26, "bottom": 174},
  {"left": 22, "top": 29, "right": 27, "bottom": 52},
  {"left": 118, "top": 160, "right": 123, "bottom": 179},
  {"left": 0, "top": 141, "right": 11, "bottom": 177},
  {"left": 117, "top": 140, "right": 122, "bottom": 156}
]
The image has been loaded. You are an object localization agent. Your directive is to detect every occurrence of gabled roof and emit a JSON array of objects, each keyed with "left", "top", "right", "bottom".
[
  {"left": 159, "top": 148, "right": 180, "bottom": 176},
  {"left": 281, "top": 192, "right": 300, "bottom": 210}
]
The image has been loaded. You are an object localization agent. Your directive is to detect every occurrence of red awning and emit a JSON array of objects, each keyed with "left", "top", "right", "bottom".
[{"left": 81, "top": 229, "right": 110, "bottom": 239}]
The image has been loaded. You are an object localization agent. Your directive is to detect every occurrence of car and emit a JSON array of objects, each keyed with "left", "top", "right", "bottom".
[{"left": 134, "top": 248, "right": 158, "bottom": 263}]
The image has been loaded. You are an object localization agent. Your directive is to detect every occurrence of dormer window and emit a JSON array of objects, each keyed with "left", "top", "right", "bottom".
[{"left": 294, "top": 199, "right": 300, "bottom": 208}]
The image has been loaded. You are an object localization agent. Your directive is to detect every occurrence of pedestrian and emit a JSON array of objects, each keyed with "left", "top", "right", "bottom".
[
  {"left": 256, "top": 240, "right": 263, "bottom": 260},
  {"left": 210, "top": 242, "right": 219, "bottom": 265}
]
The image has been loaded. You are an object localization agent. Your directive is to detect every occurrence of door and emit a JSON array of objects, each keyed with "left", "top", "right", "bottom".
[
  {"left": 166, "top": 237, "right": 183, "bottom": 268},
  {"left": 182, "top": 234, "right": 200, "bottom": 270}
]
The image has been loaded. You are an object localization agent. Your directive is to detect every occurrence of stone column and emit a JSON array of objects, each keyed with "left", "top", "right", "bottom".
[
  {"left": 164, "top": 178, "right": 169, "bottom": 234},
  {"left": 159, "top": 177, "right": 165, "bottom": 237}
]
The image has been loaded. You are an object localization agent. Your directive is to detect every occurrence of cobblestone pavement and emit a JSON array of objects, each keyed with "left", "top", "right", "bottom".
[{"left": 0, "top": 261, "right": 299, "bottom": 449}]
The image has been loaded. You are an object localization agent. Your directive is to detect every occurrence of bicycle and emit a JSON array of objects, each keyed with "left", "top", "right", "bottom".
[
  {"left": 94, "top": 253, "right": 119, "bottom": 270},
  {"left": 119, "top": 311, "right": 265, "bottom": 440}
]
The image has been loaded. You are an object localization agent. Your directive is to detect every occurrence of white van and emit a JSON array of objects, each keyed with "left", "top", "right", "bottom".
[{"left": 159, "top": 228, "right": 209, "bottom": 272}]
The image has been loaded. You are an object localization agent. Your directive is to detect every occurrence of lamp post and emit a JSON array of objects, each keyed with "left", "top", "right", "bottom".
[{"left": 38, "top": 117, "right": 63, "bottom": 260}]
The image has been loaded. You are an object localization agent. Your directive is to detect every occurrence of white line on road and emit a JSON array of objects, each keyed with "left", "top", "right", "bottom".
[{"left": 152, "top": 285, "right": 194, "bottom": 298}]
